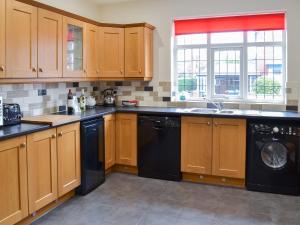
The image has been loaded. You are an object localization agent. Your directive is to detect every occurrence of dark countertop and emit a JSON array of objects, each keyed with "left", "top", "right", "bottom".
[
  {"left": 0, "top": 123, "right": 50, "bottom": 141},
  {"left": 2, "top": 106, "right": 300, "bottom": 142},
  {"left": 55, "top": 106, "right": 300, "bottom": 121}
]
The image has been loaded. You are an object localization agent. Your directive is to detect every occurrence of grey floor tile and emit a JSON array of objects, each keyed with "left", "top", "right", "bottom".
[{"left": 32, "top": 173, "right": 300, "bottom": 225}]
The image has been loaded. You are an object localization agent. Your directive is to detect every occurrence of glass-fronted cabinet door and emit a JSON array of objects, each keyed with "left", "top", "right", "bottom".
[{"left": 63, "top": 16, "right": 86, "bottom": 78}]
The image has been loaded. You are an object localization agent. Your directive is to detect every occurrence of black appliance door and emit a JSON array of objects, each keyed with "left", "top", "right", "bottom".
[
  {"left": 77, "top": 118, "right": 105, "bottom": 195},
  {"left": 138, "top": 115, "right": 181, "bottom": 181},
  {"left": 247, "top": 126, "right": 300, "bottom": 195}
]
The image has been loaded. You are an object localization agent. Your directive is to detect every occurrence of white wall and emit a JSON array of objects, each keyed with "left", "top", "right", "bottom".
[
  {"left": 96, "top": 0, "right": 300, "bottom": 88},
  {"left": 35, "top": 0, "right": 102, "bottom": 21}
]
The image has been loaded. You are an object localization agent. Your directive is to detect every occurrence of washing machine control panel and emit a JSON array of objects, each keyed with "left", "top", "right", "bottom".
[{"left": 251, "top": 123, "right": 300, "bottom": 136}]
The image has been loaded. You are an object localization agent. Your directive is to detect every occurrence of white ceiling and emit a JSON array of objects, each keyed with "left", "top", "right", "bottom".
[{"left": 89, "top": 0, "right": 139, "bottom": 5}]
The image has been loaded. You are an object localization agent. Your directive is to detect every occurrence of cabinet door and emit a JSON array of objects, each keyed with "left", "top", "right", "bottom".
[
  {"left": 63, "top": 17, "right": 85, "bottom": 78},
  {"left": 0, "top": 0, "right": 5, "bottom": 78},
  {"left": 116, "top": 113, "right": 137, "bottom": 166},
  {"left": 38, "top": 9, "right": 62, "bottom": 78},
  {"left": 181, "top": 117, "right": 213, "bottom": 175},
  {"left": 212, "top": 118, "right": 246, "bottom": 179},
  {"left": 0, "top": 136, "right": 28, "bottom": 225},
  {"left": 27, "top": 129, "right": 57, "bottom": 214},
  {"left": 86, "top": 23, "right": 99, "bottom": 78},
  {"left": 99, "top": 27, "right": 124, "bottom": 78},
  {"left": 104, "top": 114, "right": 116, "bottom": 170},
  {"left": 57, "top": 122, "right": 81, "bottom": 197},
  {"left": 6, "top": 0, "right": 37, "bottom": 78},
  {"left": 125, "top": 27, "right": 144, "bottom": 78}
]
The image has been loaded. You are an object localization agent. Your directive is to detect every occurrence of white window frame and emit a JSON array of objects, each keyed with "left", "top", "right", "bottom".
[{"left": 173, "top": 30, "right": 286, "bottom": 104}]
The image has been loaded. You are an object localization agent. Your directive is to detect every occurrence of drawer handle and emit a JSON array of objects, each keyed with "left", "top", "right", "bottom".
[
  {"left": 39, "top": 68, "right": 43, "bottom": 72},
  {"left": 32, "top": 67, "right": 37, "bottom": 72},
  {"left": 20, "top": 143, "right": 26, "bottom": 148},
  {"left": 139, "top": 68, "right": 142, "bottom": 73},
  {"left": 207, "top": 122, "right": 210, "bottom": 126},
  {"left": 0, "top": 65, "right": 4, "bottom": 71},
  {"left": 58, "top": 132, "right": 63, "bottom": 137},
  {"left": 52, "top": 134, "right": 56, "bottom": 139}
]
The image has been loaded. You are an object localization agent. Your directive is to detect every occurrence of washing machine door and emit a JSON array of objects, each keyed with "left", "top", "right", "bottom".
[{"left": 261, "top": 140, "right": 288, "bottom": 169}]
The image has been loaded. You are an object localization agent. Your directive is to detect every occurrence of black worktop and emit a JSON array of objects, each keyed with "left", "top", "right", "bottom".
[
  {"left": 56, "top": 106, "right": 300, "bottom": 121},
  {"left": 0, "top": 123, "right": 50, "bottom": 141},
  {"left": 2, "top": 106, "right": 300, "bottom": 141}
]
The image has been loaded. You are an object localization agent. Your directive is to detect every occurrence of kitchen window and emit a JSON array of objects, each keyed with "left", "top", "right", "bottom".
[{"left": 173, "top": 13, "right": 286, "bottom": 102}]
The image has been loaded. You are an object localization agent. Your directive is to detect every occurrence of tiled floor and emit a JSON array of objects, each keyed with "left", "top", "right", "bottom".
[{"left": 32, "top": 173, "right": 300, "bottom": 225}]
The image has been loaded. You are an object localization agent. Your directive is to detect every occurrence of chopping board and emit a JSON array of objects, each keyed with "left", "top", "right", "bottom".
[{"left": 22, "top": 114, "right": 81, "bottom": 126}]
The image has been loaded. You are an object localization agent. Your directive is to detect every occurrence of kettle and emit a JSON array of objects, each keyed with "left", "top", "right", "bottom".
[{"left": 103, "top": 88, "right": 116, "bottom": 106}]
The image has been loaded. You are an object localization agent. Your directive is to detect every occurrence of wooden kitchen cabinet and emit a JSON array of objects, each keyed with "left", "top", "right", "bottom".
[
  {"left": 6, "top": 0, "right": 37, "bottom": 78},
  {"left": 57, "top": 122, "right": 81, "bottom": 197},
  {"left": 116, "top": 113, "right": 137, "bottom": 166},
  {"left": 212, "top": 118, "right": 246, "bottom": 179},
  {"left": 0, "top": 0, "right": 5, "bottom": 78},
  {"left": 125, "top": 26, "right": 153, "bottom": 80},
  {"left": 99, "top": 27, "right": 124, "bottom": 78},
  {"left": 0, "top": 136, "right": 28, "bottom": 225},
  {"left": 63, "top": 16, "right": 86, "bottom": 78},
  {"left": 181, "top": 116, "right": 213, "bottom": 175},
  {"left": 38, "top": 8, "right": 62, "bottom": 78},
  {"left": 104, "top": 114, "right": 116, "bottom": 170},
  {"left": 86, "top": 23, "right": 99, "bottom": 78},
  {"left": 27, "top": 129, "right": 58, "bottom": 214}
]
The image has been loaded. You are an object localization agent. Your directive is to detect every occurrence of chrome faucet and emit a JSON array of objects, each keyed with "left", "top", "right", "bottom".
[{"left": 207, "top": 100, "right": 224, "bottom": 111}]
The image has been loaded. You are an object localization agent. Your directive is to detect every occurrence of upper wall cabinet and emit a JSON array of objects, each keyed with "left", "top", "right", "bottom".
[
  {"left": 125, "top": 26, "right": 153, "bottom": 80},
  {"left": 63, "top": 16, "right": 86, "bottom": 78},
  {"left": 6, "top": 0, "right": 37, "bottom": 78},
  {"left": 99, "top": 27, "right": 124, "bottom": 78},
  {"left": 86, "top": 23, "right": 99, "bottom": 78},
  {"left": 0, "top": 0, "right": 5, "bottom": 78},
  {"left": 38, "top": 9, "right": 62, "bottom": 78}
]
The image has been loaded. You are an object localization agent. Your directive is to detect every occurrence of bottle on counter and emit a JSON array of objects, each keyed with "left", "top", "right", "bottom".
[
  {"left": 67, "top": 89, "right": 74, "bottom": 114},
  {"left": 79, "top": 89, "right": 86, "bottom": 111}
]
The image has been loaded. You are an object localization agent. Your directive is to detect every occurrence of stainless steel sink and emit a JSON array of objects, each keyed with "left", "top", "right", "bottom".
[
  {"left": 217, "top": 110, "right": 235, "bottom": 114},
  {"left": 190, "top": 108, "right": 218, "bottom": 113}
]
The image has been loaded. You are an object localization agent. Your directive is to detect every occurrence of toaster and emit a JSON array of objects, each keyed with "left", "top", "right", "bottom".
[{"left": 3, "top": 103, "right": 22, "bottom": 126}]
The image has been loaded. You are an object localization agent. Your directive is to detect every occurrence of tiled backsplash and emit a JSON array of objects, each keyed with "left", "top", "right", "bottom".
[
  {"left": 0, "top": 82, "right": 100, "bottom": 116},
  {"left": 0, "top": 80, "right": 298, "bottom": 116},
  {"left": 100, "top": 81, "right": 298, "bottom": 111}
]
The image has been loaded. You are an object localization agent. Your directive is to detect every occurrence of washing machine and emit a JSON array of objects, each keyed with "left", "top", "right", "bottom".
[{"left": 247, "top": 120, "right": 300, "bottom": 195}]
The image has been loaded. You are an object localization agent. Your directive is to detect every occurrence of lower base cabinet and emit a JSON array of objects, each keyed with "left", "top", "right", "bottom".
[
  {"left": 0, "top": 136, "right": 28, "bottom": 225},
  {"left": 57, "top": 122, "right": 81, "bottom": 197},
  {"left": 0, "top": 122, "right": 81, "bottom": 225},
  {"left": 181, "top": 116, "right": 246, "bottom": 179},
  {"left": 116, "top": 113, "right": 137, "bottom": 166},
  {"left": 27, "top": 129, "right": 58, "bottom": 214},
  {"left": 104, "top": 114, "right": 116, "bottom": 170}
]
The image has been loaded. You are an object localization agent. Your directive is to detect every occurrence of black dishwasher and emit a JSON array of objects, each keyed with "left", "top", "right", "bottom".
[
  {"left": 77, "top": 117, "right": 105, "bottom": 195},
  {"left": 138, "top": 115, "right": 181, "bottom": 181}
]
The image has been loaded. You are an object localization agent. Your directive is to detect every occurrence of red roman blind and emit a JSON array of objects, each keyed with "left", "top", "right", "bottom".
[{"left": 174, "top": 13, "right": 285, "bottom": 35}]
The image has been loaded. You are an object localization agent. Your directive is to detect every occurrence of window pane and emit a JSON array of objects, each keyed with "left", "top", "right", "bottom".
[
  {"left": 176, "top": 34, "right": 207, "bottom": 45},
  {"left": 213, "top": 49, "right": 241, "bottom": 96},
  {"left": 247, "top": 45, "right": 284, "bottom": 101},
  {"left": 177, "top": 49, "right": 184, "bottom": 61},
  {"left": 247, "top": 30, "right": 283, "bottom": 43},
  {"left": 211, "top": 32, "right": 243, "bottom": 44},
  {"left": 175, "top": 47, "right": 208, "bottom": 100}
]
